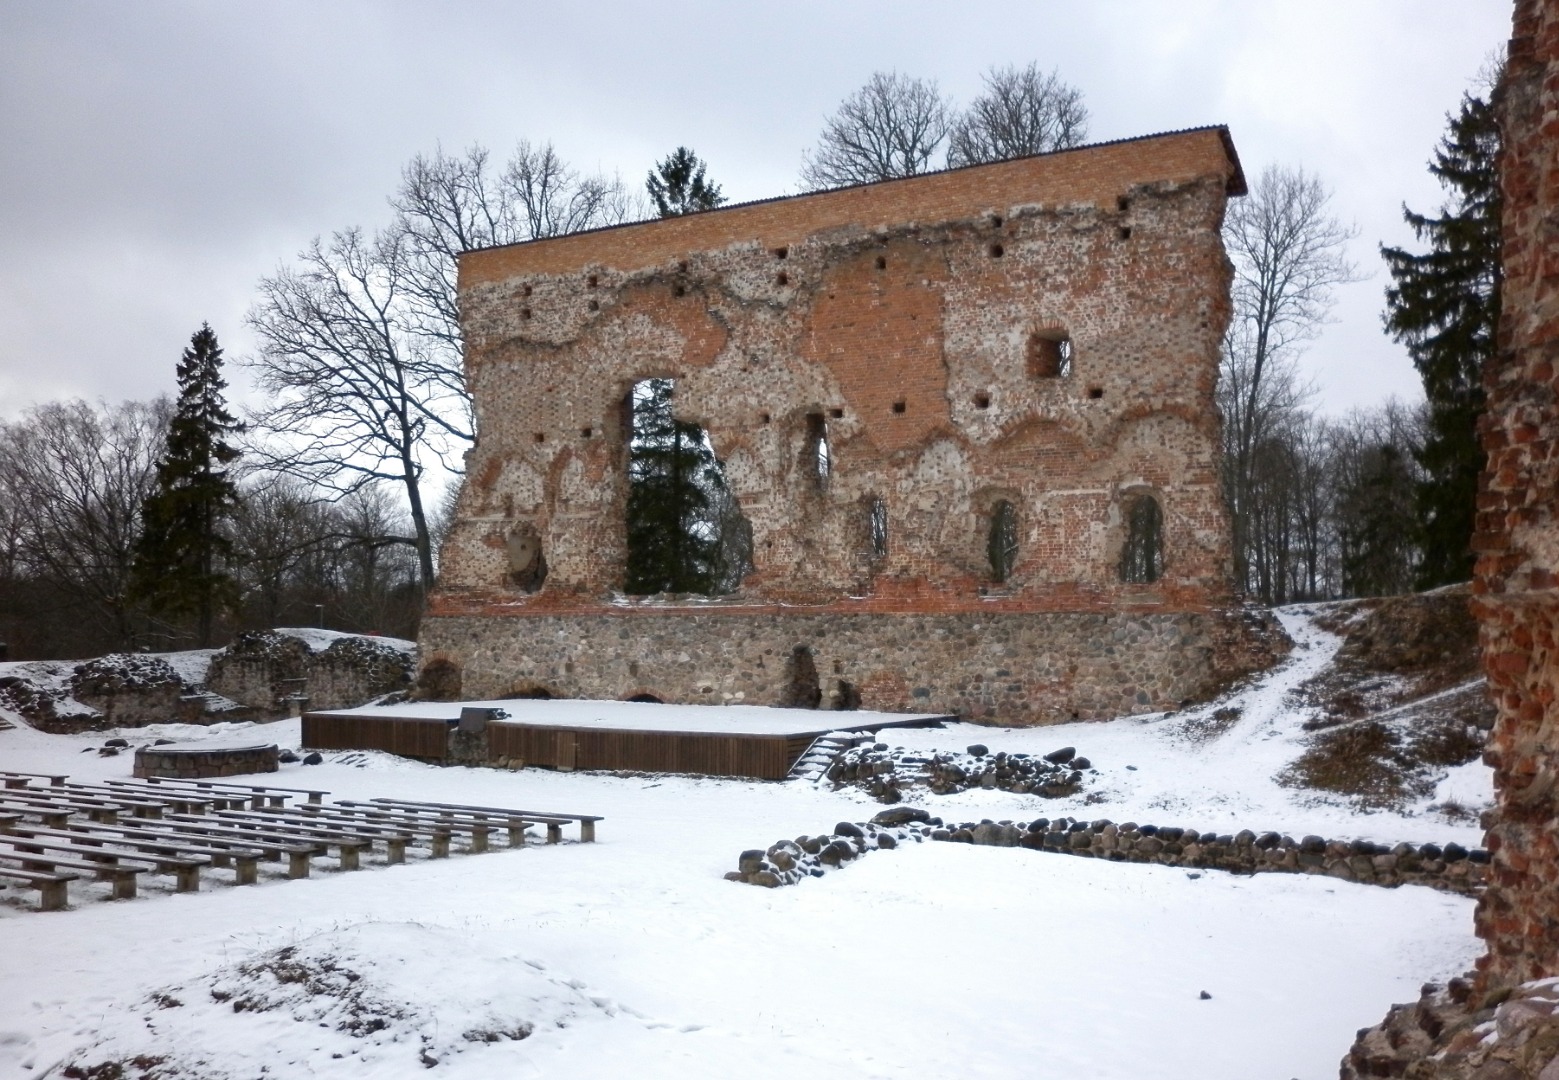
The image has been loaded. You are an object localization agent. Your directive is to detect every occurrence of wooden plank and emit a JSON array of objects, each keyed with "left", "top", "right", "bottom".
[{"left": 0, "top": 829, "right": 202, "bottom": 892}]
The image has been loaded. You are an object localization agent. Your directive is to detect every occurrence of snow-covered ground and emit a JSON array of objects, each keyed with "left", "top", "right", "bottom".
[{"left": 0, "top": 608, "right": 1489, "bottom": 1079}]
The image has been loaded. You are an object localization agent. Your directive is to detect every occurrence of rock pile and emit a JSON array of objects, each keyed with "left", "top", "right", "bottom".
[
  {"left": 1342, "top": 977, "right": 1559, "bottom": 1079},
  {"left": 730, "top": 808, "right": 1489, "bottom": 896},
  {"left": 827, "top": 742, "right": 1091, "bottom": 803}
]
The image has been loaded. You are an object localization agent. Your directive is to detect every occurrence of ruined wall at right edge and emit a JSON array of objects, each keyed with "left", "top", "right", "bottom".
[{"left": 1473, "top": 0, "right": 1559, "bottom": 989}]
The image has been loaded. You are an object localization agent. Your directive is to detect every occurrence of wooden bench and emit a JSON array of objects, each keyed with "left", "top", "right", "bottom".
[
  {"left": 368, "top": 797, "right": 602, "bottom": 843},
  {"left": 103, "top": 779, "right": 248, "bottom": 811},
  {"left": 0, "top": 771, "right": 67, "bottom": 789},
  {"left": 292, "top": 803, "right": 472, "bottom": 856},
  {"left": 0, "top": 840, "right": 149, "bottom": 900},
  {"left": 0, "top": 791, "right": 127, "bottom": 825},
  {"left": 0, "top": 827, "right": 206, "bottom": 893},
  {"left": 342, "top": 801, "right": 524, "bottom": 850},
  {"left": 0, "top": 864, "right": 78, "bottom": 911},
  {"left": 197, "top": 807, "right": 401, "bottom": 867},
  {"left": 74, "top": 781, "right": 216, "bottom": 814},
  {"left": 139, "top": 778, "right": 330, "bottom": 807},
  {"left": 163, "top": 813, "right": 353, "bottom": 876},
  {"left": 50, "top": 819, "right": 264, "bottom": 886},
  {"left": 54, "top": 784, "right": 172, "bottom": 819}
]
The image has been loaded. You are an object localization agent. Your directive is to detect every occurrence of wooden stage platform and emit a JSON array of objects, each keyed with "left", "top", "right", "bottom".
[{"left": 302, "top": 700, "right": 949, "bottom": 780}]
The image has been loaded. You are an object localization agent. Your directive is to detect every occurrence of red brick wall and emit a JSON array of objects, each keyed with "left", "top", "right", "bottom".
[{"left": 1473, "top": 0, "right": 1559, "bottom": 988}]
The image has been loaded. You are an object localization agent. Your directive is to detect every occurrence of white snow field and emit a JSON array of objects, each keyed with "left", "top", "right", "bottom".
[{"left": 0, "top": 608, "right": 1488, "bottom": 1079}]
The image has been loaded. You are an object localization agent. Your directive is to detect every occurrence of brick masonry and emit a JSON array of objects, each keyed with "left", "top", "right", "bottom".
[
  {"left": 425, "top": 128, "right": 1283, "bottom": 723},
  {"left": 1473, "top": 0, "right": 1559, "bottom": 992}
]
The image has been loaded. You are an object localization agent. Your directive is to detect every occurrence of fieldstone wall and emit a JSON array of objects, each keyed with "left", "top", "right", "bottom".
[
  {"left": 133, "top": 743, "right": 279, "bottom": 779},
  {"left": 419, "top": 605, "right": 1285, "bottom": 722},
  {"left": 208, "top": 633, "right": 414, "bottom": 718},
  {"left": 728, "top": 807, "right": 1488, "bottom": 896},
  {"left": 426, "top": 127, "right": 1275, "bottom": 725}
]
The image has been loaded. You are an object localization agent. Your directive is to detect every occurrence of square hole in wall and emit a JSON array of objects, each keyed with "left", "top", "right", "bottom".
[
  {"left": 991, "top": 214, "right": 1003, "bottom": 228},
  {"left": 760, "top": 412, "right": 771, "bottom": 424},
  {"left": 875, "top": 255, "right": 887, "bottom": 270},
  {"left": 777, "top": 271, "right": 788, "bottom": 286},
  {"left": 678, "top": 260, "right": 689, "bottom": 272},
  {"left": 587, "top": 274, "right": 598, "bottom": 288},
  {"left": 973, "top": 393, "right": 991, "bottom": 409},
  {"left": 1117, "top": 195, "right": 1131, "bottom": 213},
  {"left": 774, "top": 246, "right": 788, "bottom": 260},
  {"left": 989, "top": 243, "right": 1005, "bottom": 258},
  {"left": 522, "top": 284, "right": 533, "bottom": 297},
  {"left": 673, "top": 284, "right": 686, "bottom": 297},
  {"left": 588, "top": 299, "right": 600, "bottom": 311},
  {"left": 1088, "top": 387, "right": 1104, "bottom": 399},
  {"left": 829, "top": 408, "right": 844, "bottom": 419},
  {"left": 520, "top": 308, "right": 532, "bottom": 320},
  {"left": 581, "top": 426, "right": 593, "bottom": 438},
  {"left": 1118, "top": 227, "right": 1132, "bottom": 241},
  {"left": 533, "top": 432, "right": 546, "bottom": 443},
  {"left": 892, "top": 400, "right": 906, "bottom": 414}
]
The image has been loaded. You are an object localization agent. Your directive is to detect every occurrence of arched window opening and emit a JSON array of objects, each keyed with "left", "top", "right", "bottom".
[
  {"left": 988, "top": 500, "right": 1019, "bottom": 583},
  {"left": 1027, "top": 331, "right": 1073, "bottom": 379},
  {"left": 868, "top": 497, "right": 888, "bottom": 559},
  {"left": 626, "top": 692, "right": 664, "bottom": 704},
  {"left": 1120, "top": 495, "right": 1164, "bottom": 584},
  {"left": 804, "top": 412, "right": 831, "bottom": 489},
  {"left": 624, "top": 378, "right": 752, "bottom": 597}
]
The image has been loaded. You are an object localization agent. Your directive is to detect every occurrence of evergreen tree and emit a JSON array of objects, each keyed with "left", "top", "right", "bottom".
[
  {"left": 1381, "top": 87, "right": 1501, "bottom": 588},
  {"left": 132, "top": 324, "right": 244, "bottom": 645},
  {"left": 646, "top": 147, "right": 726, "bottom": 217},
  {"left": 624, "top": 379, "right": 747, "bottom": 594}
]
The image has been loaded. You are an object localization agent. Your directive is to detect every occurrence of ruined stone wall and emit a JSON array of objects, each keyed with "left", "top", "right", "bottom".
[
  {"left": 427, "top": 128, "right": 1267, "bottom": 723},
  {"left": 1473, "top": 0, "right": 1559, "bottom": 990}
]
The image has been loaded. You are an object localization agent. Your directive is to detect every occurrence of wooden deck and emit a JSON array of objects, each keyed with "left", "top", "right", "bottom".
[{"left": 303, "top": 700, "right": 948, "bottom": 780}]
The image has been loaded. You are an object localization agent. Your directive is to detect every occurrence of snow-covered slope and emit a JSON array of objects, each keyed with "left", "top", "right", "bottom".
[{"left": 0, "top": 605, "right": 1489, "bottom": 1079}]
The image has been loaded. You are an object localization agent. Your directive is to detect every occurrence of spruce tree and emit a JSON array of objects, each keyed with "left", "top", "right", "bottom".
[
  {"left": 1381, "top": 88, "right": 1501, "bottom": 589},
  {"left": 132, "top": 324, "right": 244, "bottom": 645},
  {"left": 646, "top": 147, "right": 726, "bottom": 217}
]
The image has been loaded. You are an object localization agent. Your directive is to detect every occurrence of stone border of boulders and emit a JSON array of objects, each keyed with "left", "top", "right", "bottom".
[
  {"left": 827, "top": 741, "right": 1089, "bottom": 803},
  {"left": 727, "top": 806, "right": 1490, "bottom": 896}
]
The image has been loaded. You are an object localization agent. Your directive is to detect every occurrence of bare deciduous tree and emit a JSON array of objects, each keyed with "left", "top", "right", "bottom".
[
  {"left": 245, "top": 228, "right": 471, "bottom": 590},
  {"left": 947, "top": 63, "right": 1089, "bottom": 167},
  {"left": 800, "top": 72, "right": 953, "bottom": 190},
  {"left": 0, "top": 398, "right": 170, "bottom": 651},
  {"left": 1221, "top": 165, "right": 1360, "bottom": 595}
]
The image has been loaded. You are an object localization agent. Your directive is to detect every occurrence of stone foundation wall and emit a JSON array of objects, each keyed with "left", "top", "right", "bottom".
[
  {"left": 133, "top": 743, "right": 279, "bottom": 779},
  {"left": 728, "top": 809, "right": 1488, "bottom": 896},
  {"left": 419, "top": 606, "right": 1285, "bottom": 724}
]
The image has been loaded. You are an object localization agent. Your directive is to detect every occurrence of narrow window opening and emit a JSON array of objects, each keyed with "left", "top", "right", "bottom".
[
  {"left": 1120, "top": 495, "right": 1164, "bottom": 584},
  {"left": 623, "top": 378, "right": 753, "bottom": 597},
  {"left": 1088, "top": 387, "right": 1104, "bottom": 400},
  {"left": 989, "top": 243, "right": 1005, "bottom": 258},
  {"left": 875, "top": 255, "right": 887, "bottom": 270},
  {"left": 505, "top": 525, "right": 548, "bottom": 592},
  {"left": 1026, "top": 332, "right": 1073, "bottom": 379},
  {"left": 804, "top": 412, "right": 831, "bottom": 490},
  {"left": 892, "top": 400, "right": 906, "bottom": 414},
  {"left": 988, "top": 500, "right": 1019, "bottom": 583},
  {"left": 973, "top": 392, "right": 991, "bottom": 410},
  {"left": 868, "top": 497, "right": 888, "bottom": 559}
]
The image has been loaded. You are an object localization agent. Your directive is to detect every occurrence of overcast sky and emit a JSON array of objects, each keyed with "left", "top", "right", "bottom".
[{"left": 0, "top": 1, "right": 1510, "bottom": 420}]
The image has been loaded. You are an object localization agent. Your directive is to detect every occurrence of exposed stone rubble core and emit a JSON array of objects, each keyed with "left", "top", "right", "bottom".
[
  {"left": 728, "top": 807, "right": 1488, "bottom": 896},
  {"left": 426, "top": 127, "right": 1289, "bottom": 724},
  {"left": 207, "top": 632, "right": 415, "bottom": 718},
  {"left": 1342, "top": 979, "right": 1559, "bottom": 1080}
]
